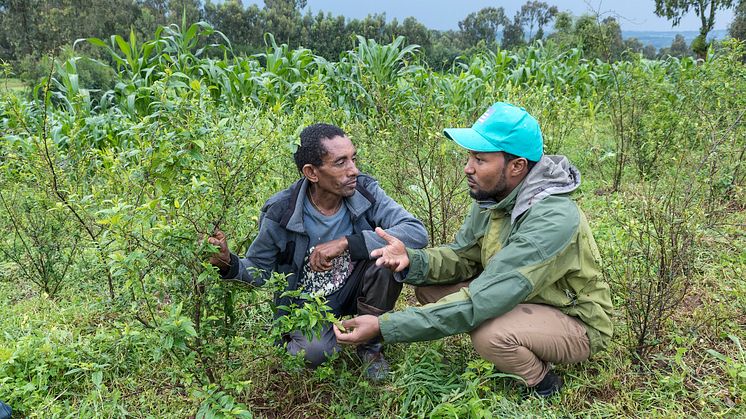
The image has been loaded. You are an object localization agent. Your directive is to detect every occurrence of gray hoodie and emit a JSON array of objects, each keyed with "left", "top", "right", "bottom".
[{"left": 513, "top": 155, "right": 581, "bottom": 223}]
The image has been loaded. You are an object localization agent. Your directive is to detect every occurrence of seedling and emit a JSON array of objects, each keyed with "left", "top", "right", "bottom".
[{"left": 334, "top": 321, "right": 348, "bottom": 333}]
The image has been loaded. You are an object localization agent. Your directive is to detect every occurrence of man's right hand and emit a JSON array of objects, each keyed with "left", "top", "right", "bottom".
[
  {"left": 207, "top": 229, "right": 231, "bottom": 271},
  {"left": 370, "top": 227, "right": 410, "bottom": 272}
]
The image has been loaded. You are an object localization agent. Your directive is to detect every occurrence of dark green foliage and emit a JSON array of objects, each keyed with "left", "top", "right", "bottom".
[
  {"left": 501, "top": 16, "right": 527, "bottom": 51},
  {"left": 654, "top": 0, "right": 736, "bottom": 58},
  {"left": 458, "top": 7, "right": 508, "bottom": 47},
  {"left": 1, "top": 0, "right": 708, "bottom": 79},
  {"left": 670, "top": 34, "right": 702, "bottom": 58},
  {"left": 643, "top": 43, "right": 658, "bottom": 58},
  {"left": 426, "top": 30, "right": 463, "bottom": 70},
  {"left": 516, "top": 1, "right": 559, "bottom": 42},
  {"left": 624, "top": 37, "right": 644, "bottom": 54},
  {"left": 203, "top": 0, "right": 264, "bottom": 56},
  {"left": 730, "top": 0, "right": 746, "bottom": 40},
  {"left": 0, "top": 0, "right": 142, "bottom": 60},
  {"left": 658, "top": 34, "right": 692, "bottom": 57},
  {"left": 547, "top": 13, "right": 626, "bottom": 61}
]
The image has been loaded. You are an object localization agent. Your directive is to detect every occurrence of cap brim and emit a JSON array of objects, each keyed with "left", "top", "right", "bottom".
[{"left": 443, "top": 128, "right": 500, "bottom": 152}]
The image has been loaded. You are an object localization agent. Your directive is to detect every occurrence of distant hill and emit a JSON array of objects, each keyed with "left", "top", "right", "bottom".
[{"left": 621, "top": 29, "right": 729, "bottom": 49}]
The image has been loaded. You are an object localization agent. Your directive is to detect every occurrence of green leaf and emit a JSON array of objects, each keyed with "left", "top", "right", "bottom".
[
  {"left": 706, "top": 349, "right": 728, "bottom": 362},
  {"left": 86, "top": 37, "right": 108, "bottom": 48},
  {"left": 163, "top": 335, "right": 174, "bottom": 350},
  {"left": 182, "top": 321, "right": 198, "bottom": 337},
  {"left": 92, "top": 371, "right": 103, "bottom": 388},
  {"left": 114, "top": 35, "right": 132, "bottom": 59}
]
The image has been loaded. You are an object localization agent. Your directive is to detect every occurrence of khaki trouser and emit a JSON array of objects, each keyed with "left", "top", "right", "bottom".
[{"left": 415, "top": 281, "right": 590, "bottom": 387}]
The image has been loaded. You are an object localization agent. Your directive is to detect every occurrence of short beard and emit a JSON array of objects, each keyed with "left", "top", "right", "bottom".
[{"left": 468, "top": 171, "right": 507, "bottom": 201}]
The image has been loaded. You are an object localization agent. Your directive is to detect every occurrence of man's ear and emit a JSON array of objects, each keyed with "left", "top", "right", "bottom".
[
  {"left": 509, "top": 158, "right": 528, "bottom": 177},
  {"left": 302, "top": 164, "right": 319, "bottom": 182}
]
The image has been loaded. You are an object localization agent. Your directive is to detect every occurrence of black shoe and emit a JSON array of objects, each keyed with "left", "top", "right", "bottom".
[
  {"left": 529, "top": 371, "right": 564, "bottom": 398},
  {"left": 356, "top": 345, "right": 390, "bottom": 382}
]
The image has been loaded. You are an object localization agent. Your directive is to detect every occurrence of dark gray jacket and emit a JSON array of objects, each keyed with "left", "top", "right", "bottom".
[{"left": 223, "top": 174, "right": 428, "bottom": 293}]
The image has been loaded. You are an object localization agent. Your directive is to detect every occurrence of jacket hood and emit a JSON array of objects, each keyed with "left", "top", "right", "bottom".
[{"left": 512, "top": 155, "right": 581, "bottom": 223}]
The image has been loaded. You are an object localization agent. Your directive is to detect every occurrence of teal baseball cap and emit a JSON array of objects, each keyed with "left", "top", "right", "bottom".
[{"left": 444, "top": 102, "right": 543, "bottom": 162}]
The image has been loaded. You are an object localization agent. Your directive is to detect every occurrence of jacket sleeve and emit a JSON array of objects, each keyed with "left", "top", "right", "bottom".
[
  {"left": 379, "top": 199, "right": 580, "bottom": 343},
  {"left": 221, "top": 212, "right": 283, "bottom": 286},
  {"left": 347, "top": 178, "right": 429, "bottom": 259},
  {"left": 402, "top": 203, "right": 484, "bottom": 285}
]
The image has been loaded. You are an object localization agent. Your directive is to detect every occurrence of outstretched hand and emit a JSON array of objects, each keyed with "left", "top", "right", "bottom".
[
  {"left": 333, "top": 315, "right": 381, "bottom": 345},
  {"left": 207, "top": 229, "right": 231, "bottom": 270},
  {"left": 370, "top": 227, "right": 410, "bottom": 272}
]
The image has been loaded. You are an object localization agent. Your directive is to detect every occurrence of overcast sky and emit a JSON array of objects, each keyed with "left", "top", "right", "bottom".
[{"left": 242, "top": 1, "right": 736, "bottom": 32}]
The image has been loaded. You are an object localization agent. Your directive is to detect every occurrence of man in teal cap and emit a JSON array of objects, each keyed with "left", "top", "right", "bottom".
[{"left": 333, "top": 102, "right": 613, "bottom": 397}]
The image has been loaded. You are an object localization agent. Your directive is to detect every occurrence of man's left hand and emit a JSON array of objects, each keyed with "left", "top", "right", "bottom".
[
  {"left": 309, "top": 237, "right": 348, "bottom": 271},
  {"left": 333, "top": 315, "right": 381, "bottom": 344}
]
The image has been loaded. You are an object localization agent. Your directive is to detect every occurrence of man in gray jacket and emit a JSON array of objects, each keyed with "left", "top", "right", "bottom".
[{"left": 208, "top": 123, "right": 428, "bottom": 380}]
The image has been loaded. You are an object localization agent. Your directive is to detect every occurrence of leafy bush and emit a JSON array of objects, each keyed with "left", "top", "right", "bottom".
[{"left": 0, "top": 188, "right": 80, "bottom": 297}]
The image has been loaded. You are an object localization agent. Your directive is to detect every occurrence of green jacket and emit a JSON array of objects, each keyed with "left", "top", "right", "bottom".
[{"left": 379, "top": 156, "right": 613, "bottom": 355}]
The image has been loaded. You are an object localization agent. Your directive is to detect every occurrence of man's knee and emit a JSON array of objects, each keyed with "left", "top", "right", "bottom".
[
  {"left": 414, "top": 281, "right": 472, "bottom": 305},
  {"left": 363, "top": 263, "right": 400, "bottom": 293},
  {"left": 285, "top": 330, "right": 339, "bottom": 368},
  {"left": 469, "top": 320, "right": 547, "bottom": 385},
  {"left": 360, "top": 262, "right": 402, "bottom": 312},
  {"left": 469, "top": 305, "right": 592, "bottom": 366},
  {"left": 300, "top": 339, "right": 338, "bottom": 367},
  {"left": 363, "top": 261, "right": 395, "bottom": 281},
  {"left": 414, "top": 286, "right": 436, "bottom": 305},
  {"left": 469, "top": 320, "right": 515, "bottom": 356}
]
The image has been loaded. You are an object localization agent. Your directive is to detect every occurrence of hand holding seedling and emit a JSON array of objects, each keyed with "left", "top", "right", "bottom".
[
  {"left": 370, "top": 227, "right": 410, "bottom": 272},
  {"left": 333, "top": 315, "right": 381, "bottom": 344}
]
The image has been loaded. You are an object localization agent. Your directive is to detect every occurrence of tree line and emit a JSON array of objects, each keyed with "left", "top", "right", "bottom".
[{"left": 2, "top": 0, "right": 745, "bottom": 74}]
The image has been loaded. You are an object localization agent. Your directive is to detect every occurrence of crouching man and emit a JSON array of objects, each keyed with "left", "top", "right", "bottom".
[
  {"left": 208, "top": 123, "right": 428, "bottom": 380},
  {"left": 334, "top": 103, "right": 613, "bottom": 396}
]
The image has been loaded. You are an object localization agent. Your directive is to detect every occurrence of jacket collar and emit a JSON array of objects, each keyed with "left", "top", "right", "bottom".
[
  {"left": 284, "top": 176, "right": 373, "bottom": 233},
  {"left": 477, "top": 182, "right": 521, "bottom": 214}
]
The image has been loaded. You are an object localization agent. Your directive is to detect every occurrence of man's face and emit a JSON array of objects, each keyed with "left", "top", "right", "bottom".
[
  {"left": 464, "top": 151, "right": 510, "bottom": 201},
  {"left": 314, "top": 136, "right": 359, "bottom": 197}
]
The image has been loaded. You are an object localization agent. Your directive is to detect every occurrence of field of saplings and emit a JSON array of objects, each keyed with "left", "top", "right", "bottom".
[{"left": 0, "top": 22, "right": 744, "bottom": 417}]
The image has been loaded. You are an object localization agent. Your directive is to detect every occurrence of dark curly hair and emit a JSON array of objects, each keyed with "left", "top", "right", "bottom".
[{"left": 294, "top": 123, "right": 346, "bottom": 172}]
